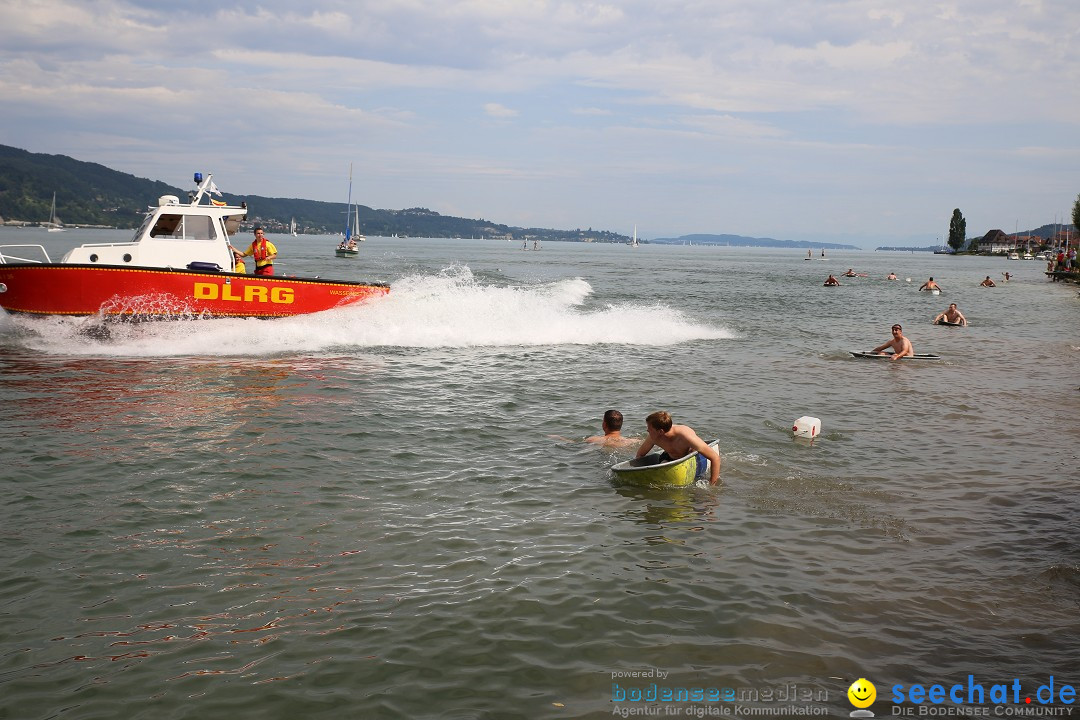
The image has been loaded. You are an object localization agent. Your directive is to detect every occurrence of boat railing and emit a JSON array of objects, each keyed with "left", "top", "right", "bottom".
[
  {"left": 70, "top": 241, "right": 139, "bottom": 249},
  {"left": 0, "top": 245, "right": 52, "bottom": 264}
]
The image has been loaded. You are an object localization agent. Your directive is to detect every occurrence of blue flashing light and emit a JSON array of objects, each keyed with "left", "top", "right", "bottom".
[{"left": 194, "top": 172, "right": 204, "bottom": 184}]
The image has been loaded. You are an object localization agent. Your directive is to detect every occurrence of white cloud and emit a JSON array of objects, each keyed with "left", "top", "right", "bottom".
[{"left": 483, "top": 103, "right": 518, "bottom": 119}]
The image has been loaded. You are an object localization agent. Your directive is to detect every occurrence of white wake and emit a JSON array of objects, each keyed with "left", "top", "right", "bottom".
[{"left": 0, "top": 266, "right": 733, "bottom": 357}]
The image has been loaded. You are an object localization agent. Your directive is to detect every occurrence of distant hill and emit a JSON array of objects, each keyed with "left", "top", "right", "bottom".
[
  {"left": 1026, "top": 223, "right": 1076, "bottom": 239},
  {"left": 0, "top": 145, "right": 625, "bottom": 242},
  {"left": 651, "top": 233, "right": 859, "bottom": 250},
  {"left": 0, "top": 145, "right": 185, "bottom": 229}
]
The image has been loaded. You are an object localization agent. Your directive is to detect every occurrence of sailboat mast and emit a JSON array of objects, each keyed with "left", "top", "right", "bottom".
[{"left": 344, "top": 163, "right": 354, "bottom": 241}]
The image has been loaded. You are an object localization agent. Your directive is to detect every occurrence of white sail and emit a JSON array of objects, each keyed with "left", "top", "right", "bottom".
[
  {"left": 353, "top": 206, "right": 364, "bottom": 241},
  {"left": 342, "top": 163, "right": 353, "bottom": 243},
  {"left": 45, "top": 192, "right": 65, "bottom": 232}
]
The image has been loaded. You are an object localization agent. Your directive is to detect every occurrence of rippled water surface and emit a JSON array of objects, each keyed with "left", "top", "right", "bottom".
[{"left": 1, "top": 231, "right": 1078, "bottom": 719}]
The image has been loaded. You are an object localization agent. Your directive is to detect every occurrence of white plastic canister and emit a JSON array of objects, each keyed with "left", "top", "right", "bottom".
[{"left": 792, "top": 416, "right": 821, "bottom": 438}]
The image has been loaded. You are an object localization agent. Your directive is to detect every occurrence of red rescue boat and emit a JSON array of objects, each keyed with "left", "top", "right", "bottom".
[{"left": 0, "top": 173, "right": 389, "bottom": 320}]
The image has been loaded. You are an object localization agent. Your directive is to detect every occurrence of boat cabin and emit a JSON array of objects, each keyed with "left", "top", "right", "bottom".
[{"left": 61, "top": 174, "right": 245, "bottom": 271}]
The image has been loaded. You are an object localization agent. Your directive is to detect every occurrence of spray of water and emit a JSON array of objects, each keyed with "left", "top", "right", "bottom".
[{"left": 0, "top": 266, "right": 733, "bottom": 357}]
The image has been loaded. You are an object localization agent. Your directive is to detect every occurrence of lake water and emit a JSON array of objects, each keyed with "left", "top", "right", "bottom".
[{"left": 1, "top": 229, "right": 1078, "bottom": 719}]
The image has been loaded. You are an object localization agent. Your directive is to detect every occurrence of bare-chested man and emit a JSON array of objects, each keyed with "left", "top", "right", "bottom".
[
  {"left": 635, "top": 411, "right": 721, "bottom": 484},
  {"left": 919, "top": 277, "right": 942, "bottom": 292},
  {"left": 872, "top": 324, "right": 914, "bottom": 361},
  {"left": 584, "top": 409, "right": 638, "bottom": 448},
  {"left": 933, "top": 303, "right": 967, "bottom": 326}
]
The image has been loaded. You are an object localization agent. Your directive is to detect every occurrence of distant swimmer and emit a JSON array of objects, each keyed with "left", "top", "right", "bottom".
[
  {"left": 887, "top": 272, "right": 898, "bottom": 280},
  {"left": 871, "top": 323, "right": 914, "bottom": 361},
  {"left": 636, "top": 411, "right": 721, "bottom": 484},
  {"left": 980, "top": 275, "right": 997, "bottom": 287},
  {"left": 934, "top": 303, "right": 967, "bottom": 326},
  {"left": 584, "top": 410, "right": 638, "bottom": 448},
  {"left": 919, "top": 277, "right": 942, "bottom": 292},
  {"left": 1001, "top": 272, "right": 1012, "bottom": 282},
  {"left": 823, "top": 274, "right": 841, "bottom": 286}
]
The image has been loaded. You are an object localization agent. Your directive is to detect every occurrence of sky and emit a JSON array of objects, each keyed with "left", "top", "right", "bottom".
[{"left": 2, "top": 0, "right": 1079, "bottom": 248}]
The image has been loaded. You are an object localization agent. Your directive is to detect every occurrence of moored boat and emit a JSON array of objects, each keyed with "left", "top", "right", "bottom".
[
  {"left": 0, "top": 173, "right": 388, "bottom": 320},
  {"left": 610, "top": 440, "right": 720, "bottom": 488}
]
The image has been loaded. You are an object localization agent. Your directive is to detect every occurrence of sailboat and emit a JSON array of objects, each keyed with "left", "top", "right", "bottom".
[
  {"left": 630, "top": 225, "right": 639, "bottom": 248},
  {"left": 352, "top": 206, "right": 365, "bottom": 243},
  {"left": 290, "top": 217, "right": 298, "bottom": 237},
  {"left": 45, "top": 192, "right": 65, "bottom": 232},
  {"left": 335, "top": 164, "right": 361, "bottom": 257}
]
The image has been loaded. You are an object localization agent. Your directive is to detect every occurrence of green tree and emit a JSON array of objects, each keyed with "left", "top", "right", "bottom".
[
  {"left": 947, "top": 209, "right": 967, "bottom": 251},
  {"left": 1072, "top": 193, "right": 1080, "bottom": 232}
]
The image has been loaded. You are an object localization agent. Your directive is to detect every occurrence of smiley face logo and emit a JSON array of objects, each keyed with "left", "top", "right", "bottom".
[{"left": 847, "top": 678, "right": 876, "bottom": 709}]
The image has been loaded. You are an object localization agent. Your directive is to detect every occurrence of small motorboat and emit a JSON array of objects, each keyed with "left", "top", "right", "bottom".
[
  {"left": 610, "top": 440, "right": 720, "bottom": 488},
  {"left": 0, "top": 172, "right": 389, "bottom": 320}
]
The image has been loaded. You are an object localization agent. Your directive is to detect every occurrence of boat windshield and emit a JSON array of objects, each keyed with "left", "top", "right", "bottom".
[{"left": 148, "top": 214, "right": 219, "bottom": 241}]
